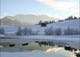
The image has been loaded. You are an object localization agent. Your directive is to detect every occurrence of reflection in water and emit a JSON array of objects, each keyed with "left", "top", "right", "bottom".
[
  {"left": 45, "top": 47, "right": 62, "bottom": 53},
  {"left": 0, "top": 42, "right": 77, "bottom": 57},
  {"left": 0, "top": 47, "right": 76, "bottom": 57},
  {"left": 45, "top": 47, "right": 76, "bottom": 57},
  {"left": 21, "top": 42, "right": 78, "bottom": 57}
]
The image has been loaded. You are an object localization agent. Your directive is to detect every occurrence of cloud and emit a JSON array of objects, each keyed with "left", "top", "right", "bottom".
[
  {"left": 36, "top": 0, "right": 79, "bottom": 17},
  {"left": 37, "top": 0, "right": 74, "bottom": 11}
]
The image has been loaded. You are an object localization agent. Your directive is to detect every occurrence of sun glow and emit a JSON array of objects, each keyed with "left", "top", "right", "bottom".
[{"left": 45, "top": 47, "right": 76, "bottom": 57}]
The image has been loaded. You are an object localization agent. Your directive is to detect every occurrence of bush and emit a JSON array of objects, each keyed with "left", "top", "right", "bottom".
[
  {"left": 58, "top": 20, "right": 63, "bottom": 22},
  {"left": 41, "top": 23, "right": 47, "bottom": 27}
]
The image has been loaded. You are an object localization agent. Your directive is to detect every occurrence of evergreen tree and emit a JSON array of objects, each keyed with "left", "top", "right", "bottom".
[
  {"left": 65, "top": 16, "right": 74, "bottom": 20},
  {"left": 68, "top": 16, "right": 73, "bottom": 19},
  {"left": 74, "top": 16, "right": 77, "bottom": 19},
  {"left": 39, "top": 20, "right": 42, "bottom": 25}
]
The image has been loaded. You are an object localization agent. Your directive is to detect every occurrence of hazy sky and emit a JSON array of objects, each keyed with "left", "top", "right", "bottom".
[{"left": 0, "top": 0, "right": 80, "bottom": 19}]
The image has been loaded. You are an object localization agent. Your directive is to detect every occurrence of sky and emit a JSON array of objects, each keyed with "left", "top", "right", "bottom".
[{"left": 0, "top": 0, "right": 80, "bottom": 19}]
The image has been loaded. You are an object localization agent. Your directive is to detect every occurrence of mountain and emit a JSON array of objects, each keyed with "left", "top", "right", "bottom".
[
  {"left": 13, "top": 14, "right": 54, "bottom": 24},
  {"left": 0, "top": 17, "right": 20, "bottom": 25},
  {"left": 0, "top": 14, "right": 54, "bottom": 25}
]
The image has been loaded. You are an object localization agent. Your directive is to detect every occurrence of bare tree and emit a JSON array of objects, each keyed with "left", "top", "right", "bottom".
[
  {"left": 23, "top": 27, "right": 32, "bottom": 35},
  {"left": 0, "top": 27, "right": 5, "bottom": 34},
  {"left": 64, "top": 27, "right": 80, "bottom": 35},
  {"left": 44, "top": 27, "right": 55, "bottom": 35},
  {"left": 16, "top": 26, "right": 22, "bottom": 35},
  {"left": 55, "top": 28, "right": 62, "bottom": 35}
]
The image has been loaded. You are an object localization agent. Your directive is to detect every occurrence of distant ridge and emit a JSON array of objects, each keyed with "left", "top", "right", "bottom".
[{"left": 0, "top": 14, "right": 54, "bottom": 25}]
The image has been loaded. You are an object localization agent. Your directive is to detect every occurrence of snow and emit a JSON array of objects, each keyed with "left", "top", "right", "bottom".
[
  {"left": 0, "top": 19, "right": 80, "bottom": 57},
  {"left": 48, "top": 19, "right": 80, "bottom": 29}
]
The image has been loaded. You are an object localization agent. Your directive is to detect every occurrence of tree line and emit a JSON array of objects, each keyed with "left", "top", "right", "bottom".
[
  {"left": 0, "top": 26, "right": 80, "bottom": 35},
  {"left": 38, "top": 16, "right": 80, "bottom": 27},
  {"left": 44, "top": 27, "right": 80, "bottom": 35}
]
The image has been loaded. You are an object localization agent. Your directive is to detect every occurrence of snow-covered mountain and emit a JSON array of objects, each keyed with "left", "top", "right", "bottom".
[
  {"left": 0, "top": 15, "right": 54, "bottom": 24},
  {"left": 0, "top": 16, "right": 20, "bottom": 25}
]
